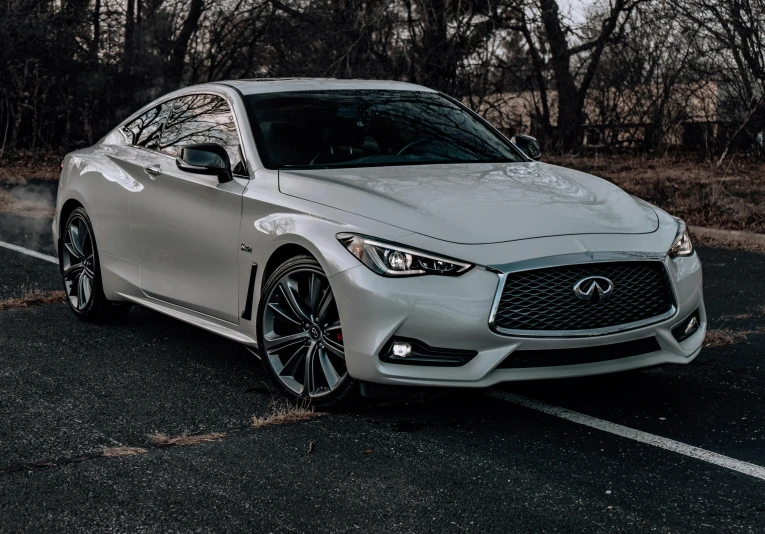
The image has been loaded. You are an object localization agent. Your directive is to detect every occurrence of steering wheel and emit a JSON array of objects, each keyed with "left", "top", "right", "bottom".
[{"left": 396, "top": 139, "right": 430, "bottom": 156}]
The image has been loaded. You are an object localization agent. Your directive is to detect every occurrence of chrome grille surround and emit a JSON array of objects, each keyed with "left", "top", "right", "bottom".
[{"left": 488, "top": 252, "right": 678, "bottom": 338}]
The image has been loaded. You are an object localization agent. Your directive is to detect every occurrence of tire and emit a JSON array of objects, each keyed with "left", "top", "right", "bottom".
[
  {"left": 60, "top": 207, "right": 131, "bottom": 321},
  {"left": 256, "top": 254, "right": 358, "bottom": 409}
]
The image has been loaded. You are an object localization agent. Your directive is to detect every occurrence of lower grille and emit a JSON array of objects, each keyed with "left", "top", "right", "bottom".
[
  {"left": 496, "top": 337, "right": 662, "bottom": 369},
  {"left": 492, "top": 261, "right": 674, "bottom": 334}
]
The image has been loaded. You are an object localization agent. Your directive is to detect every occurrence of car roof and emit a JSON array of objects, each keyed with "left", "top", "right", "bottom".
[{"left": 214, "top": 78, "right": 436, "bottom": 96}]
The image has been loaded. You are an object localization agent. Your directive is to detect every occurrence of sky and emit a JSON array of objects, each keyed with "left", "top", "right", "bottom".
[{"left": 558, "top": 0, "right": 596, "bottom": 24}]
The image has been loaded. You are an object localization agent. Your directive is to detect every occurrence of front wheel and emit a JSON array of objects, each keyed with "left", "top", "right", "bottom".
[
  {"left": 256, "top": 255, "right": 357, "bottom": 408},
  {"left": 60, "top": 207, "right": 131, "bottom": 321}
]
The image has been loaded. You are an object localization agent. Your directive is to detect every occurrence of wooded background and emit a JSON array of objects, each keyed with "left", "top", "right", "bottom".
[{"left": 1, "top": 0, "right": 763, "bottom": 157}]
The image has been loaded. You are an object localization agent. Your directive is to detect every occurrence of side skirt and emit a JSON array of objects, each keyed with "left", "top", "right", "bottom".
[{"left": 117, "top": 292, "right": 258, "bottom": 347}]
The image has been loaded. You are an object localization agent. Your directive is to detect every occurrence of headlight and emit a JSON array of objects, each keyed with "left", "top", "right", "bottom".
[
  {"left": 669, "top": 219, "right": 694, "bottom": 258},
  {"left": 337, "top": 233, "right": 473, "bottom": 277}
]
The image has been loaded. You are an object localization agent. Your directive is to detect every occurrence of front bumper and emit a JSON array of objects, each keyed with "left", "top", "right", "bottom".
[{"left": 331, "top": 251, "right": 705, "bottom": 387}]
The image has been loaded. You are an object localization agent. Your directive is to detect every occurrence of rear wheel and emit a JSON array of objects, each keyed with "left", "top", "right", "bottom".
[
  {"left": 60, "top": 207, "right": 131, "bottom": 321},
  {"left": 256, "top": 255, "right": 357, "bottom": 408}
]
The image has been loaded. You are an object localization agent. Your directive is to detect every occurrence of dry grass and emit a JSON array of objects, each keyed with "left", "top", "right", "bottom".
[
  {"left": 691, "top": 231, "right": 765, "bottom": 254},
  {"left": 252, "top": 400, "right": 325, "bottom": 428},
  {"left": 546, "top": 154, "right": 765, "bottom": 235},
  {"left": 147, "top": 432, "right": 227, "bottom": 447},
  {"left": 704, "top": 304, "right": 765, "bottom": 347},
  {"left": 103, "top": 446, "right": 148, "bottom": 458},
  {"left": 704, "top": 327, "right": 765, "bottom": 348},
  {"left": 0, "top": 289, "right": 66, "bottom": 311},
  {"left": 704, "top": 329, "right": 745, "bottom": 348}
]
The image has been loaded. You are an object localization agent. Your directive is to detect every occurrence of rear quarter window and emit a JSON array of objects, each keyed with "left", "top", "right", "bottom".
[{"left": 123, "top": 102, "right": 172, "bottom": 149}]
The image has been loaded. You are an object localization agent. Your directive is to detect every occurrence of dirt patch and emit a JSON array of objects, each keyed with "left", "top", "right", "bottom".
[
  {"left": 545, "top": 154, "right": 765, "bottom": 235},
  {"left": 0, "top": 289, "right": 66, "bottom": 311},
  {"left": 252, "top": 400, "right": 325, "bottom": 428}
]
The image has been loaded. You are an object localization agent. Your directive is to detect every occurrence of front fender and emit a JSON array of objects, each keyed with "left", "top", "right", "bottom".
[{"left": 238, "top": 169, "right": 412, "bottom": 327}]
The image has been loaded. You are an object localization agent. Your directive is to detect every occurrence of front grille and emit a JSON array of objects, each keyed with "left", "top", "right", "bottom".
[
  {"left": 496, "top": 337, "right": 662, "bottom": 368},
  {"left": 492, "top": 261, "right": 674, "bottom": 333}
]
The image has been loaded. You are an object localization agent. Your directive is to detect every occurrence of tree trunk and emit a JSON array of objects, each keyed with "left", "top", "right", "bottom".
[
  {"left": 536, "top": 0, "right": 630, "bottom": 152},
  {"left": 538, "top": 0, "right": 584, "bottom": 150},
  {"left": 124, "top": 0, "right": 135, "bottom": 69},
  {"left": 166, "top": 0, "right": 204, "bottom": 89},
  {"left": 91, "top": 0, "right": 100, "bottom": 60}
]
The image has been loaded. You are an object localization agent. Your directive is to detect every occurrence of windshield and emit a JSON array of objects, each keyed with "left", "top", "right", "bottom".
[{"left": 244, "top": 90, "right": 524, "bottom": 169}]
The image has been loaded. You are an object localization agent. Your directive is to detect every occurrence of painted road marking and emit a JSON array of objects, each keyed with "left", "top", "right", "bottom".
[
  {"left": 0, "top": 240, "right": 58, "bottom": 265},
  {"left": 488, "top": 390, "right": 765, "bottom": 482}
]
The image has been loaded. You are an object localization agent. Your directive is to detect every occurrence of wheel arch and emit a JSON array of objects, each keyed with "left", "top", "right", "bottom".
[
  {"left": 59, "top": 198, "right": 84, "bottom": 235},
  {"left": 253, "top": 231, "right": 353, "bottom": 318},
  {"left": 56, "top": 198, "right": 85, "bottom": 262},
  {"left": 262, "top": 243, "right": 316, "bottom": 288}
]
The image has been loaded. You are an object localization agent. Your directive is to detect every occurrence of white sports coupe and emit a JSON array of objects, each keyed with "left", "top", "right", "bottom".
[{"left": 54, "top": 79, "right": 705, "bottom": 407}]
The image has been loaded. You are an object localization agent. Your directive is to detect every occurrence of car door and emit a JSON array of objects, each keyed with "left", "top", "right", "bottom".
[{"left": 128, "top": 93, "right": 247, "bottom": 323}]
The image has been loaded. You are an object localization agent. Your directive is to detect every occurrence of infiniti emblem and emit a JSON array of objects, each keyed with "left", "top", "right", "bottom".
[
  {"left": 573, "top": 276, "right": 614, "bottom": 303},
  {"left": 309, "top": 326, "right": 321, "bottom": 340}
]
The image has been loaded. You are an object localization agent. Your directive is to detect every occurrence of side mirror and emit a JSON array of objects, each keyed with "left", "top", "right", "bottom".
[
  {"left": 512, "top": 135, "right": 542, "bottom": 161},
  {"left": 176, "top": 143, "right": 233, "bottom": 183}
]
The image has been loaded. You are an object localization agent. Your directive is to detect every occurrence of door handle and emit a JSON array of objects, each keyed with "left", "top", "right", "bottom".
[{"left": 144, "top": 164, "right": 162, "bottom": 177}]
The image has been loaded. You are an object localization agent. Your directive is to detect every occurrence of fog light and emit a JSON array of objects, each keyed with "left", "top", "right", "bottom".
[
  {"left": 672, "top": 310, "right": 701, "bottom": 342},
  {"left": 684, "top": 316, "right": 699, "bottom": 335},
  {"left": 380, "top": 337, "right": 478, "bottom": 366},
  {"left": 392, "top": 341, "right": 412, "bottom": 358}
]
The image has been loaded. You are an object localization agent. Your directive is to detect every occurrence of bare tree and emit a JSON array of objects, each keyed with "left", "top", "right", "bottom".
[{"left": 506, "top": 0, "right": 644, "bottom": 151}]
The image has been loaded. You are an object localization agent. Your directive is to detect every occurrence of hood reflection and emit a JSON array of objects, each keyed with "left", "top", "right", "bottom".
[{"left": 281, "top": 162, "right": 659, "bottom": 244}]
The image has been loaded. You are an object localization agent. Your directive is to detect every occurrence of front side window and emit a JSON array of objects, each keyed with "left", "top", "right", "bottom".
[
  {"left": 244, "top": 90, "right": 523, "bottom": 169},
  {"left": 160, "top": 94, "right": 245, "bottom": 174},
  {"left": 123, "top": 102, "right": 172, "bottom": 150}
]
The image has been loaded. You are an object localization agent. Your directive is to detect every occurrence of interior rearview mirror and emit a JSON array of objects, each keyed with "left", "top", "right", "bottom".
[
  {"left": 512, "top": 135, "right": 542, "bottom": 161},
  {"left": 176, "top": 143, "right": 233, "bottom": 183}
]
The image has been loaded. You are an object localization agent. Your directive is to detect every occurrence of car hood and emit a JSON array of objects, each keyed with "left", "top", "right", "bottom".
[{"left": 279, "top": 162, "right": 659, "bottom": 244}]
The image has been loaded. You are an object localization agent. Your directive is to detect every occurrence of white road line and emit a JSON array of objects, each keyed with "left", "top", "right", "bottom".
[
  {"left": 487, "top": 390, "right": 765, "bottom": 482},
  {"left": 0, "top": 240, "right": 58, "bottom": 265}
]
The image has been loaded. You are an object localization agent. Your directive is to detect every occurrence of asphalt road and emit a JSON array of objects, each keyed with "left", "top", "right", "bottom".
[{"left": 1, "top": 213, "right": 764, "bottom": 533}]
